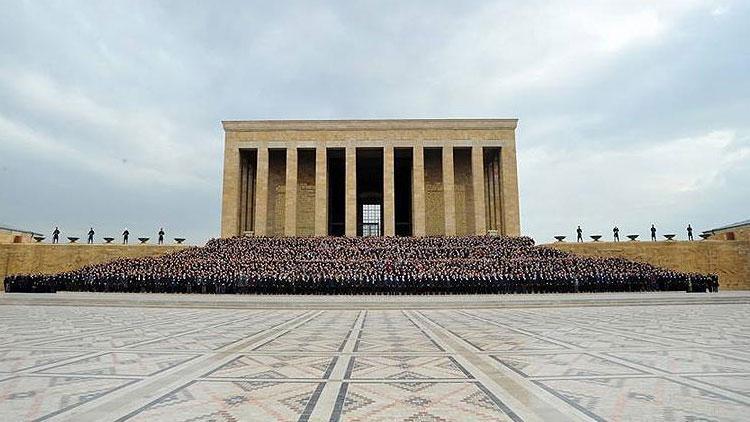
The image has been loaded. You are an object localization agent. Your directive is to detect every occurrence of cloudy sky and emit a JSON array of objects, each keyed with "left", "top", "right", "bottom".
[{"left": 1, "top": 0, "right": 748, "bottom": 244}]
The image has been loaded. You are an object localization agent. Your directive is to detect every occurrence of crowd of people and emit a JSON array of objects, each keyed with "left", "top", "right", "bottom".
[{"left": 4, "top": 235, "right": 719, "bottom": 295}]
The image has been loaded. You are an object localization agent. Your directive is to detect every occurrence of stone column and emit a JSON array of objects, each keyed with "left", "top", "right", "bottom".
[
  {"left": 220, "top": 140, "right": 240, "bottom": 238},
  {"left": 345, "top": 146, "right": 357, "bottom": 237},
  {"left": 383, "top": 144, "right": 395, "bottom": 236},
  {"left": 254, "top": 146, "right": 269, "bottom": 236},
  {"left": 314, "top": 145, "right": 327, "bottom": 236},
  {"left": 284, "top": 146, "right": 298, "bottom": 236},
  {"left": 412, "top": 143, "right": 426, "bottom": 236},
  {"left": 442, "top": 145, "right": 456, "bottom": 236},
  {"left": 471, "top": 145, "right": 487, "bottom": 235},
  {"left": 501, "top": 143, "right": 521, "bottom": 236}
]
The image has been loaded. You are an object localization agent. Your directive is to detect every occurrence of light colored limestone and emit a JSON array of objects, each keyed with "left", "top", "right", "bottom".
[
  {"left": 472, "top": 146, "right": 487, "bottom": 235},
  {"left": 1, "top": 294, "right": 749, "bottom": 421},
  {"left": 550, "top": 240, "right": 750, "bottom": 290},
  {"left": 221, "top": 119, "right": 521, "bottom": 238},
  {"left": 314, "top": 145, "right": 327, "bottom": 236},
  {"left": 501, "top": 140, "right": 521, "bottom": 236},
  {"left": 345, "top": 146, "right": 357, "bottom": 237},
  {"left": 442, "top": 144, "right": 456, "bottom": 236},
  {"left": 383, "top": 144, "right": 395, "bottom": 236},
  {"left": 412, "top": 143, "right": 426, "bottom": 237},
  {"left": 284, "top": 146, "right": 297, "bottom": 236},
  {"left": 254, "top": 146, "right": 269, "bottom": 236},
  {"left": 0, "top": 244, "right": 189, "bottom": 289}
]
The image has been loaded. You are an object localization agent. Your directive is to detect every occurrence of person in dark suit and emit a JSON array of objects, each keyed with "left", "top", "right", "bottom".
[
  {"left": 613, "top": 226, "right": 620, "bottom": 242},
  {"left": 158, "top": 228, "right": 165, "bottom": 245},
  {"left": 122, "top": 228, "right": 129, "bottom": 245},
  {"left": 87, "top": 227, "right": 95, "bottom": 244},
  {"left": 687, "top": 224, "right": 694, "bottom": 241},
  {"left": 576, "top": 226, "right": 583, "bottom": 242},
  {"left": 651, "top": 224, "right": 657, "bottom": 241},
  {"left": 52, "top": 227, "right": 60, "bottom": 244}
]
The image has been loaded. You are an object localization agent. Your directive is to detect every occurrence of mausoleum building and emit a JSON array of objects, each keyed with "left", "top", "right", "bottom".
[{"left": 220, "top": 119, "right": 520, "bottom": 238}]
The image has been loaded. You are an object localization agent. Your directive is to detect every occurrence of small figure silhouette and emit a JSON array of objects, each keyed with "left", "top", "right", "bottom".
[
  {"left": 576, "top": 226, "right": 583, "bottom": 243},
  {"left": 651, "top": 224, "right": 657, "bottom": 241},
  {"left": 613, "top": 226, "right": 620, "bottom": 242},
  {"left": 158, "top": 228, "right": 165, "bottom": 245},
  {"left": 52, "top": 227, "right": 60, "bottom": 244},
  {"left": 687, "top": 224, "right": 693, "bottom": 241},
  {"left": 122, "top": 228, "right": 129, "bottom": 245},
  {"left": 87, "top": 227, "right": 95, "bottom": 244}
]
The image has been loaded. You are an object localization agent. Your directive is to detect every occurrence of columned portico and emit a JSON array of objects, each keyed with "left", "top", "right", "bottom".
[{"left": 221, "top": 119, "right": 520, "bottom": 238}]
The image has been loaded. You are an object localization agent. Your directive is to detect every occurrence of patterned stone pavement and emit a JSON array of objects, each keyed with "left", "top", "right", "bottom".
[{"left": 0, "top": 293, "right": 748, "bottom": 421}]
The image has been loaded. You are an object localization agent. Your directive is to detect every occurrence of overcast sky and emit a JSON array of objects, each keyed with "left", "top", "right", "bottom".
[{"left": 1, "top": 0, "right": 748, "bottom": 244}]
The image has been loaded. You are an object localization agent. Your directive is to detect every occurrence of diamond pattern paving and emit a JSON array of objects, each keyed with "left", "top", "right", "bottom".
[{"left": 0, "top": 293, "right": 748, "bottom": 421}]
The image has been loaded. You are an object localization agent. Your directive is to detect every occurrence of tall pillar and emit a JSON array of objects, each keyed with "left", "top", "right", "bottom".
[
  {"left": 383, "top": 144, "right": 395, "bottom": 236},
  {"left": 442, "top": 145, "right": 456, "bottom": 236},
  {"left": 284, "top": 146, "right": 298, "bottom": 236},
  {"left": 345, "top": 146, "right": 357, "bottom": 237},
  {"left": 471, "top": 146, "right": 487, "bottom": 235},
  {"left": 220, "top": 143, "right": 240, "bottom": 237},
  {"left": 501, "top": 143, "right": 521, "bottom": 236},
  {"left": 412, "top": 143, "right": 426, "bottom": 236},
  {"left": 254, "top": 146, "right": 269, "bottom": 236},
  {"left": 314, "top": 145, "right": 327, "bottom": 236}
]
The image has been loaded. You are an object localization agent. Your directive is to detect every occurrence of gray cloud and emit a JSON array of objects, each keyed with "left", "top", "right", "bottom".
[{"left": 0, "top": 0, "right": 747, "bottom": 243}]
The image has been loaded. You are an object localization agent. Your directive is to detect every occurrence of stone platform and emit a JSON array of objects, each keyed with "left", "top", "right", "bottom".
[{"left": 0, "top": 292, "right": 748, "bottom": 421}]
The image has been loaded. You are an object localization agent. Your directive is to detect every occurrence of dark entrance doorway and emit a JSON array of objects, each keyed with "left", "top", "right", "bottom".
[
  {"left": 356, "top": 149, "right": 383, "bottom": 236},
  {"left": 394, "top": 148, "right": 413, "bottom": 236},
  {"left": 327, "top": 149, "right": 345, "bottom": 236}
]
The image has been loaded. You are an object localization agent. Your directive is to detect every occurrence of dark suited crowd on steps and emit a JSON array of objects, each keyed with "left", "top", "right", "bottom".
[{"left": 5, "top": 235, "right": 718, "bottom": 295}]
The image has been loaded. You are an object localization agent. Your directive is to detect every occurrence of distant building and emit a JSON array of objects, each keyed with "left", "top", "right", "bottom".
[
  {"left": 0, "top": 226, "right": 43, "bottom": 244},
  {"left": 703, "top": 219, "right": 750, "bottom": 241}
]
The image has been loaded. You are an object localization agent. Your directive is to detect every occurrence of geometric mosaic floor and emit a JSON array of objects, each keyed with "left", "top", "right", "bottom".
[{"left": 0, "top": 293, "right": 749, "bottom": 421}]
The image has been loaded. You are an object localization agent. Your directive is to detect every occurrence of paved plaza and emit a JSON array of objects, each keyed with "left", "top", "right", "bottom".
[{"left": 0, "top": 293, "right": 749, "bottom": 421}]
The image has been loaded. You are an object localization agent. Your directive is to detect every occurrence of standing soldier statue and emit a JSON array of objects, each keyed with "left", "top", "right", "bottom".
[
  {"left": 576, "top": 226, "right": 583, "bottom": 242},
  {"left": 158, "top": 228, "right": 165, "bottom": 245},
  {"left": 687, "top": 224, "right": 694, "bottom": 241},
  {"left": 52, "top": 226, "right": 60, "bottom": 244},
  {"left": 613, "top": 226, "right": 620, "bottom": 242},
  {"left": 87, "top": 227, "right": 95, "bottom": 244},
  {"left": 122, "top": 228, "right": 130, "bottom": 245},
  {"left": 650, "top": 224, "right": 657, "bottom": 241}
]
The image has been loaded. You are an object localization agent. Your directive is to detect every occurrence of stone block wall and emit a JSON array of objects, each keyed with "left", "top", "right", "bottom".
[
  {"left": 267, "top": 151, "right": 286, "bottom": 236},
  {"left": 0, "top": 244, "right": 190, "bottom": 290},
  {"left": 296, "top": 150, "right": 316, "bottom": 236},
  {"left": 454, "top": 148, "right": 475, "bottom": 236},
  {"left": 424, "top": 148, "right": 445, "bottom": 235},
  {"left": 549, "top": 240, "right": 750, "bottom": 290}
]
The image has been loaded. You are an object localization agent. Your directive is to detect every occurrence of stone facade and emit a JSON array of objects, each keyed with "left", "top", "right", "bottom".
[
  {"left": 0, "top": 244, "right": 188, "bottom": 289},
  {"left": 549, "top": 241, "right": 750, "bottom": 290},
  {"left": 220, "top": 119, "right": 521, "bottom": 238},
  {"left": 704, "top": 221, "right": 750, "bottom": 242},
  {"left": 0, "top": 227, "right": 42, "bottom": 244}
]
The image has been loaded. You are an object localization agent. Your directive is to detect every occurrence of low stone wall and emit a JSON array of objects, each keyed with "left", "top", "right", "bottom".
[
  {"left": 0, "top": 244, "right": 190, "bottom": 289},
  {"left": 548, "top": 240, "right": 750, "bottom": 290}
]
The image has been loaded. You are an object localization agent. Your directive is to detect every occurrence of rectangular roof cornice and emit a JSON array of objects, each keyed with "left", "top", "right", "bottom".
[{"left": 222, "top": 118, "right": 518, "bottom": 132}]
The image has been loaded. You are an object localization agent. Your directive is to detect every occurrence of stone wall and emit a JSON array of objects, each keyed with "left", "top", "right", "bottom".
[
  {"left": 267, "top": 150, "right": 286, "bottom": 236},
  {"left": 0, "top": 229, "right": 38, "bottom": 244},
  {"left": 0, "top": 244, "right": 189, "bottom": 289},
  {"left": 549, "top": 241, "right": 750, "bottom": 290},
  {"left": 707, "top": 226, "right": 750, "bottom": 241},
  {"left": 296, "top": 150, "right": 316, "bottom": 236},
  {"left": 424, "top": 149, "right": 445, "bottom": 236},
  {"left": 454, "top": 148, "right": 475, "bottom": 236}
]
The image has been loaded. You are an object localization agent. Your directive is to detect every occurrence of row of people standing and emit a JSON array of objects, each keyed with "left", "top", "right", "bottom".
[
  {"left": 51, "top": 227, "right": 167, "bottom": 244},
  {"left": 576, "top": 224, "right": 695, "bottom": 242}
]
